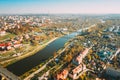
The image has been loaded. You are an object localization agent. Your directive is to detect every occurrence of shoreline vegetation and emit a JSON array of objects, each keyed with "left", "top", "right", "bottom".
[
  {"left": 21, "top": 40, "right": 69, "bottom": 80},
  {"left": 0, "top": 37, "right": 59, "bottom": 67}
]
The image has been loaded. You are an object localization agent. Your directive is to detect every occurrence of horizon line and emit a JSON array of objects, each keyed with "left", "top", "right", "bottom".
[{"left": 1, "top": 13, "right": 120, "bottom": 15}]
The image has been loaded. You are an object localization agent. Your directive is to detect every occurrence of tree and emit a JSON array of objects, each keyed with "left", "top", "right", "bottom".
[
  {"left": 87, "top": 54, "right": 91, "bottom": 61},
  {"left": 31, "top": 40, "right": 39, "bottom": 46},
  {"left": 53, "top": 52, "right": 57, "bottom": 58},
  {"left": 66, "top": 54, "right": 72, "bottom": 62}
]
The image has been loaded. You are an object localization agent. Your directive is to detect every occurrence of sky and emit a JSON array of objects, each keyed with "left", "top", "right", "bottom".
[{"left": 0, "top": 0, "right": 120, "bottom": 14}]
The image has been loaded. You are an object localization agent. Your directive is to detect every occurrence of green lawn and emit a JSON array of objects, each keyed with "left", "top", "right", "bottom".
[
  {"left": 0, "top": 50, "right": 16, "bottom": 57},
  {"left": 0, "top": 33, "right": 16, "bottom": 41}
]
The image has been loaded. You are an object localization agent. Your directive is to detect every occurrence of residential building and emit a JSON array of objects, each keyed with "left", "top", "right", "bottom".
[
  {"left": 0, "top": 30, "right": 6, "bottom": 36},
  {"left": 69, "top": 64, "right": 86, "bottom": 79},
  {"left": 73, "top": 48, "right": 89, "bottom": 65},
  {"left": 54, "top": 69, "right": 68, "bottom": 80}
]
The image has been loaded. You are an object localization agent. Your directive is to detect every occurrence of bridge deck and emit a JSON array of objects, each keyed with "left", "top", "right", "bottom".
[{"left": 0, "top": 66, "right": 20, "bottom": 80}]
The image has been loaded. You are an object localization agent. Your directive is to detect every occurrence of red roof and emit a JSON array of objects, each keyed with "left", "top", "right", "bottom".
[
  {"left": 72, "top": 64, "right": 82, "bottom": 74},
  {"left": 6, "top": 42, "right": 11, "bottom": 46},
  {"left": 0, "top": 43, "right": 6, "bottom": 46},
  {"left": 81, "top": 48, "right": 89, "bottom": 54},
  {"left": 56, "top": 69, "right": 68, "bottom": 80},
  {"left": 0, "top": 43, "right": 11, "bottom": 47}
]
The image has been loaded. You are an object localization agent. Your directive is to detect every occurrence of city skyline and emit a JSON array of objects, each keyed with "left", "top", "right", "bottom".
[{"left": 0, "top": 0, "right": 120, "bottom": 14}]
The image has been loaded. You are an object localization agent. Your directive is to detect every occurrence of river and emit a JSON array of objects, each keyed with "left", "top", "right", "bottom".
[{"left": 6, "top": 32, "right": 79, "bottom": 76}]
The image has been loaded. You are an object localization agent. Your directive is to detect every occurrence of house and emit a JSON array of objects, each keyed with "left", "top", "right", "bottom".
[
  {"left": 81, "top": 48, "right": 89, "bottom": 58},
  {"left": 7, "top": 46, "right": 12, "bottom": 50},
  {"left": 96, "top": 78, "right": 105, "bottom": 80},
  {"left": 13, "top": 44, "right": 22, "bottom": 48},
  {"left": 0, "top": 30, "right": 6, "bottom": 36},
  {"left": 97, "top": 50, "right": 112, "bottom": 61},
  {"left": 13, "top": 40, "right": 21, "bottom": 44},
  {"left": 24, "top": 34, "right": 30, "bottom": 39},
  {"left": 19, "top": 36, "right": 23, "bottom": 42},
  {"left": 0, "top": 43, "right": 6, "bottom": 51},
  {"left": 0, "top": 42, "right": 12, "bottom": 51},
  {"left": 6, "top": 42, "right": 12, "bottom": 50},
  {"left": 33, "top": 36, "right": 40, "bottom": 41},
  {"left": 73, "top": 48, "right": 89, "bottom": 65},
  {"left": 62, "top": 28, "right": 68, "bottom": 31},
  {"left": 54, "top": 69, "right": 68, "bottom": 80},
  {"left": 69, "top": 64, "right": 86, "bottom": 79},
  {"left": 69, "top": 64, "right": 82, "bottom": 79},
  {"left": 75, "top": 55, "right": 83, "bottom": 65}
]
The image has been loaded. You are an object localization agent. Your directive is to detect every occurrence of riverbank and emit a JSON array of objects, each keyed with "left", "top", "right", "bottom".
[
  {"left": 1, "top": 37, "right": 59, "bottom": 67},
  {"left": 22, "top": 42, "right": 70, "bottom": 80},
  {"left": 6, "top": 30, "right": 79, "bottom": 76}
]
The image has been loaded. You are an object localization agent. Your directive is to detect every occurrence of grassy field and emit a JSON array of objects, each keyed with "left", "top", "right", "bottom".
[
  {"left": 0, "top": 37, "right": 58, "bottom": 67},
  {"left": 0, "top": 51, "right": 16, "bottom": 57},
  {"left": 0, "top": 33, "right": 16, "bottom": 41}
]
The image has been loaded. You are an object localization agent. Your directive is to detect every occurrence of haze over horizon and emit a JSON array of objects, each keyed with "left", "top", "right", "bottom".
[{"left": 0, "top": 0, "right": 120, "bottom": 14}]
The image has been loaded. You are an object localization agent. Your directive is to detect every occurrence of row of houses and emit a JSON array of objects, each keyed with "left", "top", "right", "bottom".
[
  {"left": 55, "top": 69, "right": 68, "bottom": 80},
  {"left": 0, "top": 16, "right": 53, "bottom": 31},
  {"left": 54, "top": 48, "right": 90, "bottom": 80},
  {"left": 0, "top": 35, "right": 24, "bottom": 51},
  {"left": 104, "top": 26, "right": 120, "bottom": 33},
  {"left": 0, "top": 42, "right": 12, "bottom": 51},
  {"left": 0, "top": 32, "right": 47, "bottom": 52},
  {"left": 73, "top": 48, "right": 90, "bottom": 65},
  {"left": 0, "top": 41, "right": 23, "bottom": 51},
  {"left": 69, "top": 64, "right": 86, "bottom": 79}
]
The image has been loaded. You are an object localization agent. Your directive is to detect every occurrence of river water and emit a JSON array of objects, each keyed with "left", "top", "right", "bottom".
[{"left": 6, "top": 32, "right": 79, "bottom": 76}]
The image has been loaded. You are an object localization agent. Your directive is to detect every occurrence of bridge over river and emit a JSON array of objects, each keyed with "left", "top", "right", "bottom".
[{"left": 0, "top": 66, "right": 20, "bottom": 80}]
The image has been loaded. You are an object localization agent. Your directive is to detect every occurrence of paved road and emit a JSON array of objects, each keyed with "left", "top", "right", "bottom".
[
  {"left": 103, "top": 48, "right": 120, "bottom": 70},
  {"left": 110, "top": 48, "right": 120, "bottom": 60},
  {"left": 0, "top": 66, "right": 20, "bottom": 80},
  {"left": 24, "top": 44, "right": 70, "bottom": 80}
]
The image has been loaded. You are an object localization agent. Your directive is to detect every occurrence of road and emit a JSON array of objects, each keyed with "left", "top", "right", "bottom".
[
  {"left": 0, "top": 66, "right": 20, "bottom": 80},
  {"left": 74, "top": 69, "right": 89, "bottom": 80},
  {"left": 102, "top": 48, "right": 120, "bottom": 70},
  {"left": 24, "top": 44, "right": 70, "bottom": 80},
  {"left": 110, "top": 48, "right": 120, "bottom": 60},
  {"left": 1, "top": 37, "right": 58, "bottom": 66},
  {"left": 24, "top": 25, "right": 96, "bottom": 80}
]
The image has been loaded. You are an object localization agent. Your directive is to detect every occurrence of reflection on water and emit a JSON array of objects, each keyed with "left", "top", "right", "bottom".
[{"left": 6, "top": 31, "right": 79, "bottom": 76}]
